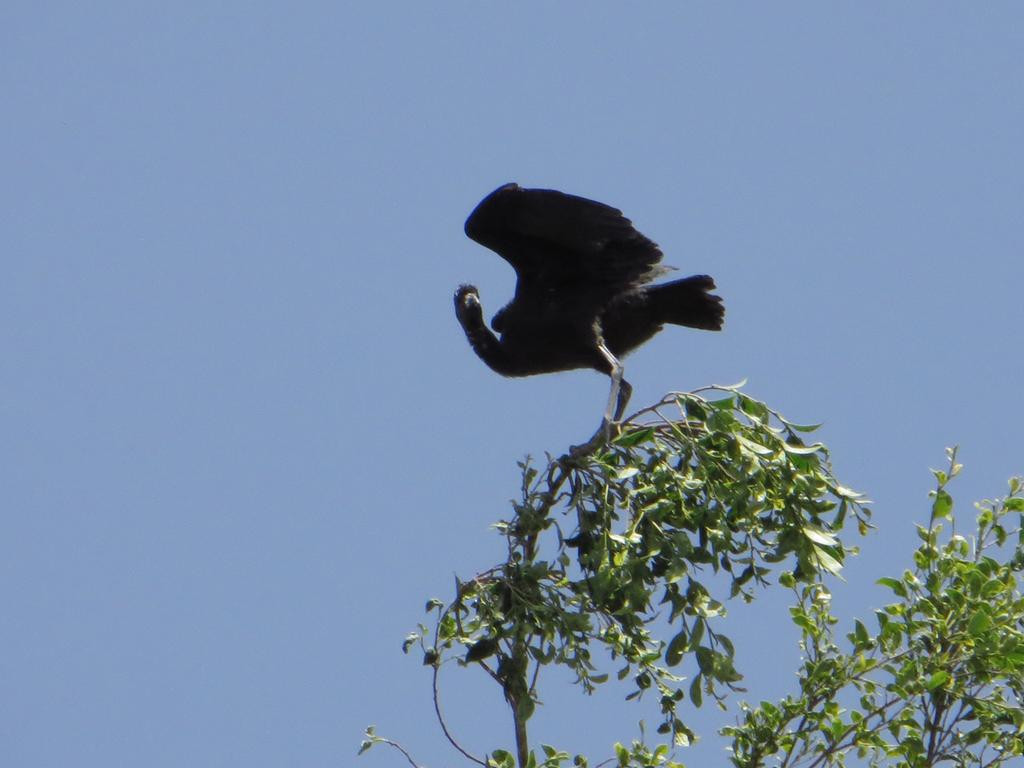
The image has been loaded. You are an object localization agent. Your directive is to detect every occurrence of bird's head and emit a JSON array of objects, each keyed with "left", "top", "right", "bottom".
[{"left": 454, "top": 284, "right": 483, "bottom": 326}]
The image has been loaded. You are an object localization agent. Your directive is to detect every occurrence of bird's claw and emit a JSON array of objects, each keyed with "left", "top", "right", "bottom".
[{"left": 568, "top": 418, "right": 621, "bottom": 458}]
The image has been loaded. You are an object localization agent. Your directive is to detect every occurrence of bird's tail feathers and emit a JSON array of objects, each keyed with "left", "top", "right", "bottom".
[{"left": 648, "top": 275, "right": 724, "bottom": 331}]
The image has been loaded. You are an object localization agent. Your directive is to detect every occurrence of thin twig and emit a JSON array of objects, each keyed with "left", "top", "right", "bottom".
[
  {"left": 372, "top": 737, "right": 425, "bottom": 768},
  {"left": 432, "top": 660, "right": 487, "bottom": 766}
]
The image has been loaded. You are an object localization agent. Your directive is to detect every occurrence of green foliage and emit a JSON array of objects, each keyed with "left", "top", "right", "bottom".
[
  {"left": 401, "top": 387, "right": 870, "bottom": 767},
  {"left": 723, "top": 448, "right": 1024, "bottom": 768},
  {"left": 365, "top": 391, "right": 1023, "bottom": 768}
]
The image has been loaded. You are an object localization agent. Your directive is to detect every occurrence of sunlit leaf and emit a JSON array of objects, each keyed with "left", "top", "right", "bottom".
[
  {"left": 1004, "top": 497, "right": 1024, "bottom": 512},
  {"left": 803, "top": 525, "right": 838, "bottom": 546},
  {"left": 782, "top": 441, "right": 824, "bottom": 456},
  {"left": 932, "top": 489, "right": 953, "bottom": 519},
  {"left": 813, "top": 545, "right": 844, "bottom": 576},
  {"left": 925, "top": 670, "right": 949, "bottom": 691}
]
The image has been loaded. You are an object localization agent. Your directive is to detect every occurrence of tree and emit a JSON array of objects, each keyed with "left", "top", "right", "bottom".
[{"left": 362, "top": 386, "right": 1024, "bottom": 768}]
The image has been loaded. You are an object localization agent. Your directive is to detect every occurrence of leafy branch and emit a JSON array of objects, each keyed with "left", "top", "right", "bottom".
[
  {"left": 367, "top": 386, "right": 871, "bottom": 768},
  {"left": 724, "top": 448, "right": 1024, "bottom": 768},
  {"left": 362, "top": 391, "right": 1023, "bottom": 768}
]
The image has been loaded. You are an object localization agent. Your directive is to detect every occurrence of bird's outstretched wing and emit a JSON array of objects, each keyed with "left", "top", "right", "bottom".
[{"left": 465, "top": 183, "right": 668, "bottom": 301}]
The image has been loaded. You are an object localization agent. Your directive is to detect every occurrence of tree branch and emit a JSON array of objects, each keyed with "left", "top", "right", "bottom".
[{"left": 432, "top": 661, "right": 487, "bottom": 767}]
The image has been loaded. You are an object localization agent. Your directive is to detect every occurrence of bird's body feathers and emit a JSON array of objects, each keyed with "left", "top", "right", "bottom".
[{"left": 455, "top": 183, "right": 723, "bottom": 424}]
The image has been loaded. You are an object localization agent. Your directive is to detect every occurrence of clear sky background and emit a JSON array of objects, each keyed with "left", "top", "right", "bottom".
[{"left": 3, "top": 4, "right": 1022, "bottom": 767}]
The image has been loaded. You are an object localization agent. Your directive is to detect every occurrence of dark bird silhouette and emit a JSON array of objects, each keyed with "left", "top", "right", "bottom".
[{"left": 455, "top": 183, "right": 724, "bottom": 433}]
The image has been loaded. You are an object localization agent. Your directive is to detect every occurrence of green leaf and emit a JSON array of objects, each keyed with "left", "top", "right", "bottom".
[
  {"left": 932, "top": 489, "right": 953, "bottom": 519},
  {"left": 695, "top": 646, "right": 713, "bottom": 674},
  {"left": 790, "top": 607, "right": 815, "bottom": 634},
  {"left": 877, "top": 577, "right": 907, "bottom": 597},
  {"left": 834, "top": 484, "right": 864, "bottom": 499},
  {"left": 718, "top": 633, "right": 735, "bottom": 658},
  {"left": 689, "top": 676, "right": 703, "bottom": 708},
  {"left": 786, "top": 421, "right": 823, "bottom": 433},
  {"left": 968, "top": 609, "right": 992, "bottom": 636},
  {"left": 689, "top": 620, "right": 705, "bottom": 650},
  {"left": 1004, "top": 497, "right": 1024, "bottom": 512},
  {"left": 614, "top": 742, "right": 629, "bottom": 767},
  {"left": 737, "top": 435, "right": 773, "bottom": 456},
  {"left": 853, "top": 619, "right": 870, "bottom": 647},
  {"left": 714, "top": 655, "right": 743, "bottom": 683},
  {"left": 739, "top": 395, "right": 769, "bottom": 421},
  {"left": 803, "top": 525, "right": 838, "bottom": 546},
  {"left": 666, "top": 629, "right": 689, "bottom": 666},
  {"left": 614, "top": 427, "right": 655, "bottom": 447},
  {"left": 717, "top": 377, "right": 749, "bottom": 390},
  {"left": 925, "top": 670, "right": 949, "bottom": 691},
  {"left": 813, "top": 545, "right": 844, "bottom": 576},
  {"left": 782, "top": 441, "right": 824, "bottom": 456}
]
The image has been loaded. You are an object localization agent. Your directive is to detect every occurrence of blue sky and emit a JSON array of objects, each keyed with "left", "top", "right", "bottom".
[{"left": 3, "top": 4, "right": 1022, "bottom": 767}]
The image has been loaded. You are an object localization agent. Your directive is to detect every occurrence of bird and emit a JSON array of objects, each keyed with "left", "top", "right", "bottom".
[{"left": 454, "top": 182, "right": 724, "bottom": 436}]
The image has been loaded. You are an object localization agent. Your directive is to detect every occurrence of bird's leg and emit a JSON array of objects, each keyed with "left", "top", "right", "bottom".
[
  {"left": 569, "top": 337, "right": 631, "bottom": 456},
  {"left": 614, "top": 378, "right": 633, "bottom": 422},
  {"left": 570, "top": 341, "right": 624, "bottom": 456},
  {"left": 597, "top": 341, "right": 628, "bottom": 440}
]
